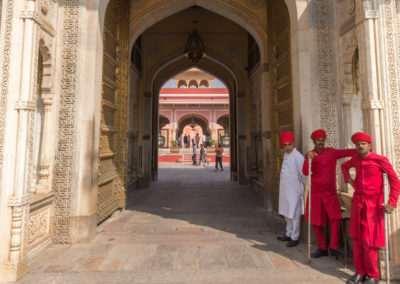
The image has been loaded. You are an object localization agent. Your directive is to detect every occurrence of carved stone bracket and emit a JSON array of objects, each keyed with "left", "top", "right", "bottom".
[
  {"left": 20, "top": 10, "right": 55, "bottom": 37},
  {"left": 14, "top": 100, "right": 36, "bottom": 111},
  {"left": 356, "top": 9, "right": 378, "bottom": 25},
  {"left": 361, "top": 99, "right": 384, "bottom": 110},
  {"left": 8, "top": 194, "right": 31, "bottom": 207}
]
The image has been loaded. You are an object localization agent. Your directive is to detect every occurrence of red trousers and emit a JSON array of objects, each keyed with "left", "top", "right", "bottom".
[
  {"left": 312, "top": 218, "right": 340, "bottom": 250},
  {"left": 352, "top": 207, "right": 379, "bottom": 279}
]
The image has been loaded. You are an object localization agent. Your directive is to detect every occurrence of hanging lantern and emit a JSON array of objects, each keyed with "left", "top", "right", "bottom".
[{"left": 184, "top": 28, "right": 206, "bottom": 64}]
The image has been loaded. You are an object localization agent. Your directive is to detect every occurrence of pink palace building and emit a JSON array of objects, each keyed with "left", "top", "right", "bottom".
[{"left": 158, "top": 68, "right": 230, "bottom": 148}]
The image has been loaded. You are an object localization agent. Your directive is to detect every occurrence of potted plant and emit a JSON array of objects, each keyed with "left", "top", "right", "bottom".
[
  {"left": 170, "top": 139, "right": 180, "bottom": 153},
  {"left": 207, "top": 139, "right": 216, "bottom": 153}
]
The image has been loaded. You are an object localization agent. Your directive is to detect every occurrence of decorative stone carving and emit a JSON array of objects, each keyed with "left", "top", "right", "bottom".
[
  {"left": 131, "top": 0, "right": 147, "bottom": 9},
  {"left": 28, "top": 207, "right": 50, "bottom": 247},
  {"left": 40, "top": 0, "right": 49, "bottom": 16},
  {"left": 314, "top": 0, "right": 338, "bottom": 147},
  {"left": 0, "top": 0, "right": 15, "bottom": 180},
  {"left": 347, "top": 0, "right": 356, "bottom": 14},
  {"left": 53, "top": 0, "right": 80, "bottom": 243},
  {"left": 361, "top": 99, "right": 384, "bottom": 110},
  {"left": 245, "top": 0, "right": 266, "bottom": 9}
]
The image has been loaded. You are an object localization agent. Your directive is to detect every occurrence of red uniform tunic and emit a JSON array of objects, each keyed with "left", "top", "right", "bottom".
[
  {"left": 303, "top": 148, "right": 356, "bottom": 226},
  {"left": 341, "top": 152, "right": 400, "bottom": 278},
  {"left": 341, "top": 152, "right": 400, "bottom": 246}
]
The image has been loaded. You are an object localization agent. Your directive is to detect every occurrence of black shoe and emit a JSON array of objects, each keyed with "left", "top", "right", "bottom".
[
  {"left": 311, "top": 248, "right": 328, "bottom": 258},
  {"left": 346, "top": 273, "right": 366, "bottom": 284},
  {"left": 286, "top": 240, "right": 299, "bottom": 247},
  {"left": 277, "top": 235, "right": 291, "bottom": 241},
  {"left": 363, "top": 276, "right": 379, "bottom": 284},
  {"left": 330, "top": 248, "right": 344, "bottom": 257}
]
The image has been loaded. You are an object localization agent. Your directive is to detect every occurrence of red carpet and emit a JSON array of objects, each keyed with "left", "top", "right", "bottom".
[{"left": 158, "top": 154, "right": 230, "bottom": 163}]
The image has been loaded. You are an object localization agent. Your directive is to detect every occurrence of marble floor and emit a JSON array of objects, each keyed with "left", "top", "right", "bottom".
[{"left": 13, "top": 163, "right": 359, "bottom": 283}]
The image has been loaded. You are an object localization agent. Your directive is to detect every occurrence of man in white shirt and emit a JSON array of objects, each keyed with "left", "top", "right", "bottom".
[{"left": 277, "top": 131, "right": 305, "bottom": 247}]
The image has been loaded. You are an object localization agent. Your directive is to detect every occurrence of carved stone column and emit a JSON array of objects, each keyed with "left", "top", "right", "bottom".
[
  {"left": 139, "top": 93, "right": 152, "bottom": 188},
  {"left": 36, "top": 96, "right": 53, "bottom": 193},
  {"left": 356, "top": 0, "right": 400, "bottom": 278},
  {"left": 259, "top": 64, "right": 273, "bottom": 212},
  {"left": 1, "top": 0, "right": 41, "bottom": 280},
  {"left": 374, "top": 0, "right": 400, "bottom": 278},
  {"left": 355, "top": 0, "right": 384, "bottom": 150},
  {"left": 237, "top": 93, "right": 247, "bottom": 184}
]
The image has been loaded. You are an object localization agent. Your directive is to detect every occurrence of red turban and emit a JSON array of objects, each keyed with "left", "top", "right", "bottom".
[
  {"left": 351, "top": 132, "right": 372, "bottom": 144},
  {"left": 280, "top": 131, "right": 295, "bottom": 146},
  {"left": 311, "top": 129, "right": 327, "bottom": 140}
]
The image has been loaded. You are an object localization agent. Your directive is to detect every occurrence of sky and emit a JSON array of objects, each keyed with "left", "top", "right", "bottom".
[{"left": 162, "top": 78, "right": 226, "bottom": 88}]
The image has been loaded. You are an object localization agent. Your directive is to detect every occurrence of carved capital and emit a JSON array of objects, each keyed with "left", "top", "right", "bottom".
[
  {"left": 8, "top": 194, "right": 31, "bottom": 207},
  {"left": 356, "top": 9, "right": 378, "bottom": 25},
  {"left": 20, "top": 10, "right": 55, "bottom": 37},
  {"left": 342, "top": 93, "right": 353, "bottom": 105},
  {"left": 361, "top": 99, "right": 384, "bottom": 110},
  {"left": 14, "top": 100, "right": 36, "bottom": 111}
]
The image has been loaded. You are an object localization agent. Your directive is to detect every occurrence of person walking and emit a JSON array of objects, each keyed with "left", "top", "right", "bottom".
[
  {"left": 178, "top": 136, "right": 182, "bottom": 148},
  {"left": 184, "top": 134, "right": 188, "bottom": 148},
  {"left": 215, "top": 144, "right": 224, "bottom": 171},
  {"left": 191, "top": 137, "right": 195, "bottom": 148},
  {"left": 198, "top": 144, "right": 208, "bottom": 166},
  {"left": 341, "top": 132, "right": 400, "bottom": 284},
  {"left": 302, "top": 129, "right": 356, "bottom": 258},
  {"left": 192, "top": 144, "right": 197, "bottom": 165},
  {"left": 277, "top": 131, "right": 305, "bottom": 247},
  {"left": 195, "top": 133, "right": 200, "bottom": 148}
]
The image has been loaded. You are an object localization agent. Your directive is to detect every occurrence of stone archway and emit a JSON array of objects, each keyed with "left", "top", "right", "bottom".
[
  {"left": 151, "top": 58, "right": 237, "bottom": 181},
  {"left": 177, "top": 114, "right": 211, "bottom": 137},
  {"left": 159, "top": 114, "right": 170, "bottom": 130},
  {"left": 217, "top": 114, "right": 229, "bottom": 130}
]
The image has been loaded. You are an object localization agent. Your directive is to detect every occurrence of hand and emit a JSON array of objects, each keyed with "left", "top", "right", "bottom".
[
  {"left": 383, "top": 203, "right": 395, "bottom": 214},
  {"left": 306, "top": 151, "right": 316, "bottom": 159},
  {"left": 347, "top": 179, "right": 354, "bottom": 186}
]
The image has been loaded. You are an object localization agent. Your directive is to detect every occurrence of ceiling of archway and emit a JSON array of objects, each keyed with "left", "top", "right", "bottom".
[{"left": 140, "top": 6, "right": 249, "bottom": 90}]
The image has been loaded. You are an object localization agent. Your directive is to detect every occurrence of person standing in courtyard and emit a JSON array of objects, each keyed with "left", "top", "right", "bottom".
[
  {"left": 195, "top": 133, "right": 200, "bottom": 148},
  {"left": 192, "top": 143, "right": 197, "bottom": 165},
  {"left": 341, "top": 132, "right": 400, "bottom": 284},
  {"left": 303, "top": 129, "right": 356, "bottom": 258},
  {"left": 184, "top": 134, "right": 188, "bottom": 148},
  {"left": 198, "top": 144, "right": 208, "bottom": 167},
  {"left": 178, "top": 136, "right": 182, "bottom": 148},
  {"left": 277, "top": 131, "right": 305, "bottom": 247},
  {"left": 215, "top": 144, "right": 224, "bottom": 171}
]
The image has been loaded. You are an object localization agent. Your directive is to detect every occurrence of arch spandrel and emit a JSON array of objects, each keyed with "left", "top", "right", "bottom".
[{"left": 127, "top": 0, "right": 268, "bottom": 62}]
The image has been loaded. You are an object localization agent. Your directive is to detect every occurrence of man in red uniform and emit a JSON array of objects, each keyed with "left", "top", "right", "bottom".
[
  {"left": 341, "top": 132, "right": 400, "bottom": 284},
  {"left": 303, "top": 129, "right": 356, "bottom": 258}
]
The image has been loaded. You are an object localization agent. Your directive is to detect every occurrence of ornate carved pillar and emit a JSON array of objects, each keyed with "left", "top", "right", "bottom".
[
  {"left": 356, "top": 0, "right": 400, "bottom": 278},
  {"left": 2, "top": 0, "right": 41, "bottom": 279},
  {"left": 342, "top": 93, "right": 353, "bottom": 148},
  {"left": 374, "top": 0, "right": 400, "bottom": 278},
  {"left": 36, "top": 95, "right": 53, "bottom": 193},
  {"left": 355, "top": 0, "right": 384, "bottom": 152}
]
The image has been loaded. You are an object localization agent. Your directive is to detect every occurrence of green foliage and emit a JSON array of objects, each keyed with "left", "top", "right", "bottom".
[
  {"left": 209, "top": 139, "right": 216, "bottom": 146},
  {"left": 171, "top": 139, "right": 178, "bottom": 147}
]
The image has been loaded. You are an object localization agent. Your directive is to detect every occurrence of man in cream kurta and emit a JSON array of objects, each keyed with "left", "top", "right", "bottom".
[{"left": 278, "top": 131, "right": 305, "bottom": 247}]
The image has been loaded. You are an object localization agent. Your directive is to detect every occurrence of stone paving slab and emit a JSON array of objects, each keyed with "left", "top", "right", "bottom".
[{"left": 9, "top": 163, "right": 383, "bottom": 283}]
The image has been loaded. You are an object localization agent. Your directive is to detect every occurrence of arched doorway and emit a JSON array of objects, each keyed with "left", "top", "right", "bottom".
[
  {"left": 177, "top": 114, "right": 210, "bottom": 138},
  {"left": 95, "top": 0, "right": 294, "bottom": 228}
]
